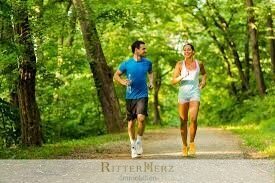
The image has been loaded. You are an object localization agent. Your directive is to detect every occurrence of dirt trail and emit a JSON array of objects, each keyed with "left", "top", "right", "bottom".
[
  {"left": 1, "top": 128, "right": 272, "bottom": 183},
  {"left": 66, "top": 127, "right": 266, "bottom": 159}
]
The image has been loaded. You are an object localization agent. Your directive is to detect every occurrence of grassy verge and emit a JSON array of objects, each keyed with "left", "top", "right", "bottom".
[
  {"left": 0, "top": 132, "right": 129, "bottom": 159},
  {"left": 0, "top": 126, "right": 167, "bottom": 159},
  {"left": 223, "top": 118, "right": 275, "bottom": 158}
]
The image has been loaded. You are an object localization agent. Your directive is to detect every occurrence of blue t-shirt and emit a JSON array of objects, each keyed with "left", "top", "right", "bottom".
[{"left": 119, "top": 57, "right": 152, "bottom": 99}]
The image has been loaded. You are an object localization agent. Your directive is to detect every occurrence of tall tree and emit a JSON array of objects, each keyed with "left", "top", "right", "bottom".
[
  {"left": 72, "top": 0, "right": 122, "bottom": 132},
  {"left": 244, "top": 19, "right": 251, "bottom": 83},
  {"left": 206, "top": 1, "right": 249, "bottom": 91},
  {"left": 183, "top": 5, "right": 238, "bottom": 95},
  {"left": 153, "top": 61, "right": 171, "bottom": 125},
  {"left": 152, "top": 56, "right": 162, "bottom": 125},
  {"left": 246, "top": 0, "right": 266, "bottom": 96},
  {"left": 67, "top": 4, "right": 77, "bottom": 47},
  {"left": 12, "top": 0, "right": 42, "bottom": 146},
  {"left": 266, "top": 5, "right": 275, "bottom": 75}
]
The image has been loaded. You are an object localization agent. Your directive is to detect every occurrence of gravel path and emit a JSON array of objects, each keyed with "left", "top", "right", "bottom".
[
  {"left": 0, "top": 127, "right": 274, "bottom": 183},
  {"left": 67, "top": 127, "right": 263, "bottom": 159}
]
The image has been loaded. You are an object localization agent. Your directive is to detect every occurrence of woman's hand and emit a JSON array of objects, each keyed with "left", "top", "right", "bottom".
[
  {"left": 199, "top": 81, "right": 206, "bottom": 90},
  {"left": 181, "top": 71, "right": 189, "bottom": 79}
]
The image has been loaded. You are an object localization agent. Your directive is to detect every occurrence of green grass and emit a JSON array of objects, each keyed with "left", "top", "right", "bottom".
[
  {"left": 0, "top": 132, "right": 129, "bottom": 159},
  {"left": 1, "top": 122, "right": 274, "bottom": 159},
  {"left": 0, "top": 125, "right": 166, "bottom": 159},
  {"left": 224, "top": 118, "right": 275, "bottom": 158}
]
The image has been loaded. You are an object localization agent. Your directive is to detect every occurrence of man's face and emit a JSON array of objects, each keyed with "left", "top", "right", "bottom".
[{"left": 136, "top": 44, "right": 147, "bottom": 57}]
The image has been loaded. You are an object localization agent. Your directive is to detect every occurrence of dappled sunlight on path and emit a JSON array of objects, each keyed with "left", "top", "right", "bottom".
[{"left": 66, "top": 127, "right": 267, "bottom": 159}]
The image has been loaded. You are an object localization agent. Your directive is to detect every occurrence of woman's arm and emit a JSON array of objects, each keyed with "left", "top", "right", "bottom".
[{"left": 171, "top": 61, "right": 185, "bottom": 85}]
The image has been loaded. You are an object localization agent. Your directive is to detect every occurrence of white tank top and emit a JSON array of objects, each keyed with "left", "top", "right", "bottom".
[
  {"left": 178, "top": 60, "right": 201, "bottom": 102},
  {"left": 181, "top": 60, "right": 200, "bottom": 81}
]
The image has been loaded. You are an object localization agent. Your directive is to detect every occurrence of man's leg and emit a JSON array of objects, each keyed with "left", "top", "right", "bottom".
[
  {"left": 135, "top": 98, "right": 148, "bottom": 156},
  {"left": 128, "top": 120, "right": 136, "bottom": 144},
  {"left": 137, "top": 114, "right": 145, "bottom": 136},
  {"left": 128, "top": 119, "right": 138, "bottom": 158},
  {"left": 126, "top": 99, "right": 138, "bottom": 158},
  {"left": 178, "top": 102, "right": 189, "bottom": 156},
  {"left": 136, "top": 114, "right": 145, "bottom": 155}
]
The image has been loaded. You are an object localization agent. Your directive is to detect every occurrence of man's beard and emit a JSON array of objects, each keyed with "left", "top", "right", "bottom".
[{"left": 140, "top": 53, "right": 146, "bottom": 57}]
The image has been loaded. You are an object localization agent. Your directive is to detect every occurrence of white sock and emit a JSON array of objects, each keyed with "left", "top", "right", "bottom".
[
  {"left": 130, "top": 139, "right": 136, "bottom": 147},
  {"left": 137, "top": 135, "right": 142, "bottom": 142}
]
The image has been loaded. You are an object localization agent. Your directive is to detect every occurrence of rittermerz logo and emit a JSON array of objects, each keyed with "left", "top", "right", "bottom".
[{"left": 101, "top": 161, "right": 174, "bottom": 173}]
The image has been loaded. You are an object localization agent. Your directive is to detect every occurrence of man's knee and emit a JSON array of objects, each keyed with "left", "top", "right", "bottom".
[
  {"left": 137, "top": 114, "right": 145, "bottom": 122},
  {"left": 128, "top": 121, "right": 135, "bottom": 129}
]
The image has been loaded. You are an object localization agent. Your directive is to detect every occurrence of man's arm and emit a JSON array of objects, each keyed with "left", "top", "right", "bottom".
[{"left": 113, "top": 70, "right": 128, "bottom": 86}]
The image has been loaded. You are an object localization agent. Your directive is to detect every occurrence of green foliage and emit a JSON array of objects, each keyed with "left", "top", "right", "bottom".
[
  {"left": 0, "top": 0, "right": 274, "bottom": 153},
  {"left": 0, "top": 98, "right": 20, "bottom": 147},
  {"left": 200, "top": 87, "right": 275, "bottom": 125},
  {"left": 227, "top": 117, "right": 275, "bottom": 158},
  {"left": 37, "top": 66, "right": 106, "bottom": 142}
]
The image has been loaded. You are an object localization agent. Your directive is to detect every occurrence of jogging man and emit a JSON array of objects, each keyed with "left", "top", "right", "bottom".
[{"left": 113, "top": 40, "right": 153, "bottom": 158}]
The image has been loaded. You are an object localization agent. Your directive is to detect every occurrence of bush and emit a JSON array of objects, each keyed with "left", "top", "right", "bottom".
[{"left": 0, "top": 98, "right": 20, "bottom": 147}]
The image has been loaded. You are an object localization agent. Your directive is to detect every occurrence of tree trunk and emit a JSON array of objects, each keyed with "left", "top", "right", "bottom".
[
  {"left": 72, "top": 0, "right": 122, "bottom": 132},
  {"left": 244, "top": 20, "right": 251, "bottom": 83},
  {"left": 12, "top": 0, "right": 42, "bottom": 146},
  {"left": 10, "top": 88, "right": 19, "bottom": 108},
  {"left": 206, "top": 0, "right": 249, "bottom": 91},
  {"left": 67, "top": 5, "right": 77, "bottom": 47},
  {"left": 153, "top": 92, "right": 161, "bottom": 125},
  {"left": 229, "top": 40, "right": 249, "bottom": 90},
  {"left": 153, "top": 60, "right": 161, "bottom": 125},
  {"left": 192, "top": 12, "right": 238, "bottom": 95},
  {"left": 209, "top": 32, "right": 237, "bottom": 95},
  {"left": 246, "top": 0, "right": 266, "bottom": 96},
  {"left": 267, "top": 7, "right": 275, "bottom": 75}
]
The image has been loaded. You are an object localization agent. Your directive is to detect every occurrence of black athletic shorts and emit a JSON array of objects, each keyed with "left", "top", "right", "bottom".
[{"left": 126, "top": 97, "right": 148, "bottom": 121}]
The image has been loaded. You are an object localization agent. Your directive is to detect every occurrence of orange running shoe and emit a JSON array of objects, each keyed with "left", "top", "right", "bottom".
[
  {"left": 189, "top": 142, "right": 196, "bottom": 156},
  {"left": 182, "top": 146, "right": 188, "bottom": 157}
]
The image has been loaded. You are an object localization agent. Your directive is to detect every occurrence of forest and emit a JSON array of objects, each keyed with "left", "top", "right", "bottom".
[{"left": 0, "top": 0, "right": 274, "bottom": 157}]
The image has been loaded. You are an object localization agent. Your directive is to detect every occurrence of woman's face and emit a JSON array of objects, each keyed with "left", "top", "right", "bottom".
[{"left": 183, "top": 45, "right": 194, "bottom": 58}]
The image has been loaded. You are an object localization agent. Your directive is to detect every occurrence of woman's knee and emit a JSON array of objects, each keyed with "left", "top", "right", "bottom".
[
  {"left": 190, "top": 117, "right": 197, "bottom": 124},
  {"left": 180, "top": 120, "right": 187, "bottom": 127},
  {"left": 179, "top": 114, "right": 188, "bottom": 121}
]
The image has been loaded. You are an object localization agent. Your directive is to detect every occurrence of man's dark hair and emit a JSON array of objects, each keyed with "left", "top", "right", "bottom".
[{"left": 131, "top": 40, "right": 145, "bottom": 53}]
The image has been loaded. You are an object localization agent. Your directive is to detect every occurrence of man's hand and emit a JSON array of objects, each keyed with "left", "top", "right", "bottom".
[
  {"left": 121, "top": 79, "right": 131, "bottom": 86},
  {"left": 148, "top": 82, "right": 153, "bottom": 89}
]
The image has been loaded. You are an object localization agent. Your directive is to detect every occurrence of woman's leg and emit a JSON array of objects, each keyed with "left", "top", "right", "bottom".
[
  {"left": 178, "top": 103, "right": 189, "bottom": 146},
  {"left": 189, "top": 101, "right": 200, "bottom": 143}
]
